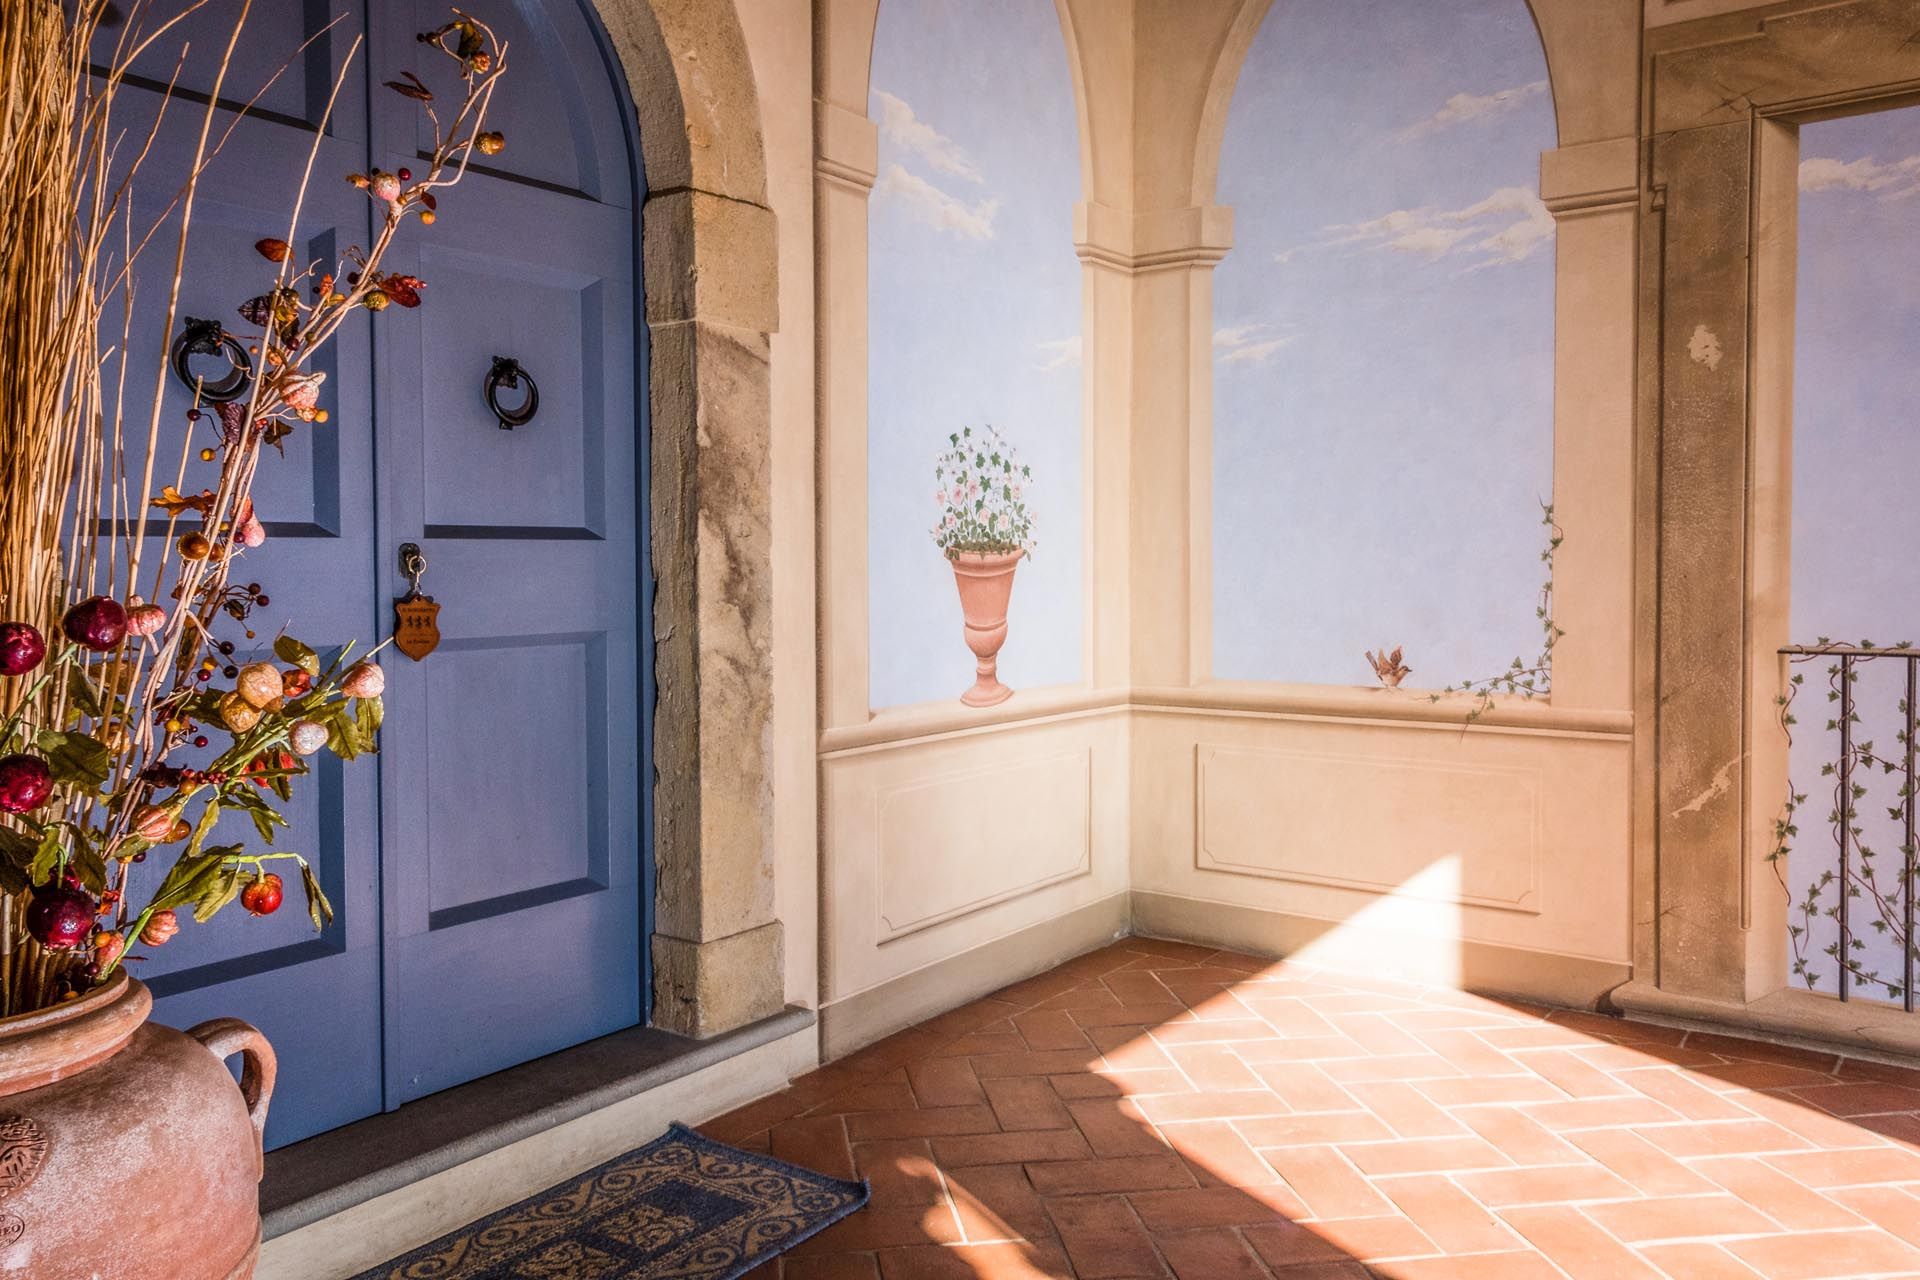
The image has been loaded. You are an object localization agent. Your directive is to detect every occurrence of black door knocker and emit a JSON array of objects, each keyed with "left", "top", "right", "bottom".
[
  {"left": 483, "top": 355, "right": 539, "bottom": 430},
  {"left": 169, "top": 317, "right": 254, "bottom": 403}
]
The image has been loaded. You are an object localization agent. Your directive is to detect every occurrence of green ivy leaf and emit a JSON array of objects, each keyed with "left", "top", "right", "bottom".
[
  {"left": 34, "top": 730, "right": 110, "bottom": 790},
  {"left": 274, "top": 635, "right": 322, "bottom": 676}
]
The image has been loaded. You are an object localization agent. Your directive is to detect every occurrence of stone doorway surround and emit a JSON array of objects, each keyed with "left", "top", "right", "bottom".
[
  {"left": 592, "top": 0, "right": 787, "bottom": 1039},
  {"left": 1620, "top": 0, "right": 1920, "bottom": 1059}
]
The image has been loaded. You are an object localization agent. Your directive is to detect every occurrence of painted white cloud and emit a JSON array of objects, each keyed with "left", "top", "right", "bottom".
[
  {"left": 874, "top": 90, "right": 983, "bottom": 184},
  {"left": 1293, "top": 185, "right": 1554, "bottom": 270},
  {"left": 875, "top": 163, "right": 1000, "bottom": 240},
  {"left": 1214, "top": 323, "right": 1296, "bottom": 366},
  {"left": 1800, "top": 153, "right": 1920, "bottom": 197},
  {"left": 1034, "top": 336, "right": 1082, "bottom": 373},
  {"left": 1401, "top": 80, "right": 1548, "bottom": 140}
]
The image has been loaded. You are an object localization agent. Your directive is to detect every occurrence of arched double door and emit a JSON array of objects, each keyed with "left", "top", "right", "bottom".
[{"left": 106, "top": 0, "right": 648, "bottom": 1149}]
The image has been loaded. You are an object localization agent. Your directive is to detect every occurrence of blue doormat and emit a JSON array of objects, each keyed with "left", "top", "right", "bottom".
[{"left": 352, "top": 1123, "right": 870, "bottom": 1279}]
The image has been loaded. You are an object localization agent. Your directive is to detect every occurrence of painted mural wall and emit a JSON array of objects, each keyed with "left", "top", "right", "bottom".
[
  {"left": 1786, "top": 104, "right": 1920, "bottom": 1005},
  {"left": 1210, "top": 0, "right": 1557, "bottom": 694},
  {"left": 866, "top": 0, "right": 1084, "bottom": 711}
]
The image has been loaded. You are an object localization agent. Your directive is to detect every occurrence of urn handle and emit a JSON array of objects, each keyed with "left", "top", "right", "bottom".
[{"left": 189, "top": 1018, "right": 277, "bottom": 1174}]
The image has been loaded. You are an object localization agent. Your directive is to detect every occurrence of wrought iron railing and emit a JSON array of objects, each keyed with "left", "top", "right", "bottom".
[{"left": 1776, "top": 643, "right": 1918, "bottom": 1008}]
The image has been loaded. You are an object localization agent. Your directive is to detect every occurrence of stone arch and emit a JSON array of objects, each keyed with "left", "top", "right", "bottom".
[{"left": 587, "top": 0, "right": 784, "bottom": 1037}]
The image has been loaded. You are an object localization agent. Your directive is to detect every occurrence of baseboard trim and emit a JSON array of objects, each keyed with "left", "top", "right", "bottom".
[
  {"left": 1611, "top": 980, "right": 1920, "bottom": 1067},
  {"left": 819, "top": 892, "right": 1132, "bottom": 1059},
  {"left": 1130, "top": 890, "right": 1630, "bottom": 1009},
  {"left": 256, "top": 1012, "right": 818, "bottom": 1280}
]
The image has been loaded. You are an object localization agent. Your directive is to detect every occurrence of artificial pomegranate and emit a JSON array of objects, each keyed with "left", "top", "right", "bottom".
[
  {"left": 288, "top": 720, "right": 328, "bottom": 756},
  {"left": 26, "top": 884, "right": 95, "bottom": 950},
  {"left": 341, "top": 660, "right": 384, "bottom": 698},
  {"left": 139, "top": 909, "right": 179, "bottom": 946},
  {"left": 0, "top": 754, "right": 53, "bottom": 815},
  {"left": 62, "top": 596, "right": 127, "bottom": 652},
  {"left": 125, "top": 601, "right": 167, "bottom": 637},
  {"left": 0, "top": 621, "right": 47, "bottom": 675},
  {"left": 235, "top": 662, "right": 281, "bottom": 709},
  {"left": 130, "top": 805, "right": 174, "bottom": 842},
  {"left": 93, "top": 931, "right": 125, "bottom": 969},
  {"left": 240, "top": 873, "right": 283, "bottom": 917}
]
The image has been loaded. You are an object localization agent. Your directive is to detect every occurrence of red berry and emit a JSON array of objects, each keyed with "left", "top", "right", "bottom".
[
  {"left": 397, "top": 167, "right": 412, "bottom": 182},
  {"left": 0, "top": 622, "right": 46, "bottom": 676},
  {"left": 0, "top": 755, "right": 52, "bottom": 815},
  {"left": 61, "top": 597, "right": 128, "bottom": 652},
  {"left": 26, "top": 884, "right": 95, "bottom": 950},
  {"left": 240, "top": 873, "right": 284, "bottom": 917}
]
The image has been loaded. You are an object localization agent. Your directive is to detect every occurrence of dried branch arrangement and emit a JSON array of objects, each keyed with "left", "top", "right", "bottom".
[{"left": 0, "top": 1, "right": 508, "bottom": 1015}]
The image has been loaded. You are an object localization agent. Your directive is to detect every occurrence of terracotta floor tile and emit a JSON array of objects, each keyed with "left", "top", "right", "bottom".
[
  {"left": 1069, "top": 1004, "right": 1189, "bottom": 1030},
  {"left": 1088, "top": 1027, "right": 1178, "bottom": 1072},
  {"left": 1159, "top": 1119, "right": 1285, "bottom": 1188},
  {"left": 846, "top": 1106, "right": 1002, "bottom": 1141},
  {"left": 1151, "top": 1228, "right": 1268, "bottom": 1280},
  {"left": 1725, "top": 1228, "right": 1920, "bottom": 1280},
  {"left": 1633, "top": 1242, "right": 1765, "bottom": 1279},
  {"left": 1520, "top": 1095, "right": 1682, "bottom": 1132},
  {"left": 1148, "top": 1020, "right": 1277, "bottom": 1047},
  {"left": 1134, "top": 1091, "right": 1292, "bottom": 1124},
  {"left": 791, "top": 1206, "right": 963, "bottom": 1254},
  {"left": 1829, "top": 1184, "right": 1920, "bottom": 1249},
  {"left": 1377, "top": 1173, "right": 1525, "bottom": 1255},
  {"left": 1455, "top": 1163, "right": 1639, "bottom": 1208},
  {"left": 909, "top": 1057, "right": 988, "bottom": 1108},
  {"left": 1307, "top": 1213, "right": 1437, "bottom": 1262},
  {"left": 783, "top": 1254, "right": 887, "bottom": 1280},
  {"left": 1765, "top": 1145, "right": 1920, "bottom": 1188},
  {"left": 1453, "top": 1105, "right": 1584, "bottom": 1166},
  {"left": 1017, "top": 1010, "right": 1098, "bottom": 1053},
  {"left": 1786, "top": 1082, "right": 1920, "bottom": 1118},
  {"left": 1127, "top": 1184, "right": 1308, "bottom": 1231},
  {"left": 1068, "top": 1097, "right": 1176, "bottom": 1158},
  {"left": 1338, "top": 1080, "right": 1467, "bottom": 1139},
  {"left": 1259, "top": 1146, "right": 1394, "bottom": 1220},
  {"left": 975, "top": 1050, "right": 1107, "bottom": 1079},
  {"left": 1237, "top": 1111, "right": 1397, "bottom": 1148},
  {"left": 1052, "top": 1069, "right": 1189, "bottom": 1099},
  {"left": 1027, "top": 1154, "right": 1199, "bottom": 1197},
  {"left": 1496, "top": 1204, "right": 1664, "bottom": 1279},
  {"left": 1564, "top": 1128, "right": 1719, "bottom": 1196},
  {"left": 1579, "top": 1193, "right": 1780, "bottom": 1243},
  {"left": 1371, "top": 1250, "right": 1566, "bottom": 1279},
  {"left": 1514, "top": 1048, "right": 1635, "bottom": 1100},
  {"left": 855, "top": 1139, "right": 949, "bottom": 1208},
  {"left": 1622, "top": 1068, "right": 1758, "bottom": 1121},
  {"left": 1044, "top": 1196, "right": 1165, "bottom": 1279},
  {"left": 1632, "top": 1118, "right": 1813, "bottom": 1159},
  {"left": 1336, "top": 1134, "right": 1512, "bottom": 1176},
  {"left": 1410, "top": 1074, "right": 1567, "bottom": 1109},
  {"left": 1239, "top": 1218, "right": 1353, "bottom": 1269},
  {"left": 1252, "top": 1063, "right": 1363, "bottom": 1114},
  {"left": 875, "top": 1241, "right": 1075, "bottom": 1280},
  {"left": 1164, "top": 1043, "right": 1264, "bottom": 1093},
  {"left": 931, "top": 1130, "right": 1094, "bottom": 1168},
  {"left": 1690, "top": 1155, "right": 1867, "bottom": 1231},
  {"left": 985, "top": 1077, "right": 1076, "bottom": 1132},
  {"left": 947, "top": 1163, "right": 1056, "bottom": 1242},
  {"left": 773, "top": 1116, "right": 857, "bottom": 1180}
]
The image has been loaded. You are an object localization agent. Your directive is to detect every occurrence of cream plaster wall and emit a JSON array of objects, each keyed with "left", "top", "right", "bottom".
[{"left": 800, "top": 0, "right": 1649, "bottom": 1052}]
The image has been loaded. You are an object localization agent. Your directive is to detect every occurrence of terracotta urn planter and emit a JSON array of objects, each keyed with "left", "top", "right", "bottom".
[
  {"left": 0, "top": 971, "right": 273, "bottom": 1279},
  {"left": 949, "top": 549, "right": 1024, "bottom": 707}
]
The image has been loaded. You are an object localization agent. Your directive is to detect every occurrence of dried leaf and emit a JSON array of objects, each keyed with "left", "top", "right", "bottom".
[
  {"left": 384, "top": 71, "right": 433, "bottom": 102},
  {"left": 378, "top": 274, "right": 425, "bottom": 308},
  {"left": 149, "top": 485, "right": 215, "bottom": 517},
  {"left": 255, "top": 238, "right": 291, "bottom": 263}
]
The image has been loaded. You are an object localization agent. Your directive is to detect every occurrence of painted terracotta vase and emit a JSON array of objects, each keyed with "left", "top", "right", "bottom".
[
  {"left": 0, "top": 972, "right": 272, "bottom": 1279},
  {"left": 950, "top": 549, "right": 1024, "bottom": 707}
]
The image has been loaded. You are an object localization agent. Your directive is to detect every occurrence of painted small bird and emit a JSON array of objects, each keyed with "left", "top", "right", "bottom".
[{"left": 1366, "top": 646, "right": 1411, "bottom": 688}]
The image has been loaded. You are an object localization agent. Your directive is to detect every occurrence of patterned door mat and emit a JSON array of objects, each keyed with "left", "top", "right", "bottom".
[{"left": 352, "top": 1123, "right": 870, "bottom": 1279}]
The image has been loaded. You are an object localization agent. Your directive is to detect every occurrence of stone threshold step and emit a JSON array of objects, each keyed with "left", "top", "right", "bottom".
[{"left": 262, "top": 1005, "right": 816, "bottom": 1240}]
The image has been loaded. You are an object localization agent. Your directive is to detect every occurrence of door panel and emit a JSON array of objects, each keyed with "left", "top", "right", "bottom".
[
  {"left": 369, "top": 0, "right": 642, "bottom": 1106},
  {"left": 99, "top": 3, "right": 384, "bottom": 1149}
]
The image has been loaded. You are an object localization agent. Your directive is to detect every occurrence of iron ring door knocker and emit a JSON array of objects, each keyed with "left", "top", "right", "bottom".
[
  {"left": 483, "top": 355, "right": 539, "bottom": 430},
  {"left": 169, "top": 317, "right": 254, "bottom": 403}
]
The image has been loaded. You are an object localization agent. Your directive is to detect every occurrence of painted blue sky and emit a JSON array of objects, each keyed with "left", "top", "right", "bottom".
[
  {"left": 1211, "top": 0, "right": 1557, "bottom": 690},
  {"left": 1786, "top": 106, "right": 1920, "bottom": 1002},
  {"left": 867, "top": 0, "right": 1083, "bottom": 711}
]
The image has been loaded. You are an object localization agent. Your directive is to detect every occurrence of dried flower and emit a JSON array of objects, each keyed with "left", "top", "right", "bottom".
[
  {"left": 341, "top": 661, "right": 385, "bottom": 699},
  {"left": 140, "top": 911, "right": 179, "bottom": 947}
]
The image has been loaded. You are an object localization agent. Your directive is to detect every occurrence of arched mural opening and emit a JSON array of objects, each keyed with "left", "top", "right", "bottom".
[
  {"left": 1210, "top": 0, "right": 1557, "bottom": 694},
  {"left": 865, "top": 0, "right": 1085, "bottom": 711}
]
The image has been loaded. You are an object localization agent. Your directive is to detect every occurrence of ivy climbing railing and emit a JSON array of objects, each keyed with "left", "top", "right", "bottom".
[{"left": 1773, "top": 641, "right": 1919, "bottom": 1008}]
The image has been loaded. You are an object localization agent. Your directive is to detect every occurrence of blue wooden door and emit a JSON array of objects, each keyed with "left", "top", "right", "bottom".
[
  {"left": 365, "top": 0, "right": 645, "bottom": 1106},
  {"left": 113, "top": 0, "right": 646, "bottom": 1148}
]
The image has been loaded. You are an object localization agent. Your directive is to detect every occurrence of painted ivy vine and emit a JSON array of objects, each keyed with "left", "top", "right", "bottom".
[
  {"left": 1769, "top": 639, "right": 1920, "bottom": 999},
  {"left": 1423, "top": 500, "right": 1564, "bottom": 724}
]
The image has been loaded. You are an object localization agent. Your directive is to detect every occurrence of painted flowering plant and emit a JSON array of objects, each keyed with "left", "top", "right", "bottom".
[
  {"left": 931, "top": 425, "right": 1036, "bottom": 560},
  {"left": 0, "top": 4, "right": 507, "bottom": 1015}
]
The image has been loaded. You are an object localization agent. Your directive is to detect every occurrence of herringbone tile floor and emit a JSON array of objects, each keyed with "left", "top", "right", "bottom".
[{"left": 703, "top": 938, "right": 1920, "bottom": 1279}]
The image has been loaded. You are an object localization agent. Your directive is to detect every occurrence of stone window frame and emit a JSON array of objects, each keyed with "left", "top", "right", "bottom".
[{"left": 1620, "top": 0, "right": 1920, "bottom": 1057}]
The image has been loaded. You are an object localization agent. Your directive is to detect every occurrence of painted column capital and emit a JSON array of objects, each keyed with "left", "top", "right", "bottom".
[
  {"left": 1074, "top": 201, "right": 1235, "bottom": 273},
  {"left": 1540, "top": 136, "right": 1639, "bottom": 217}
]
